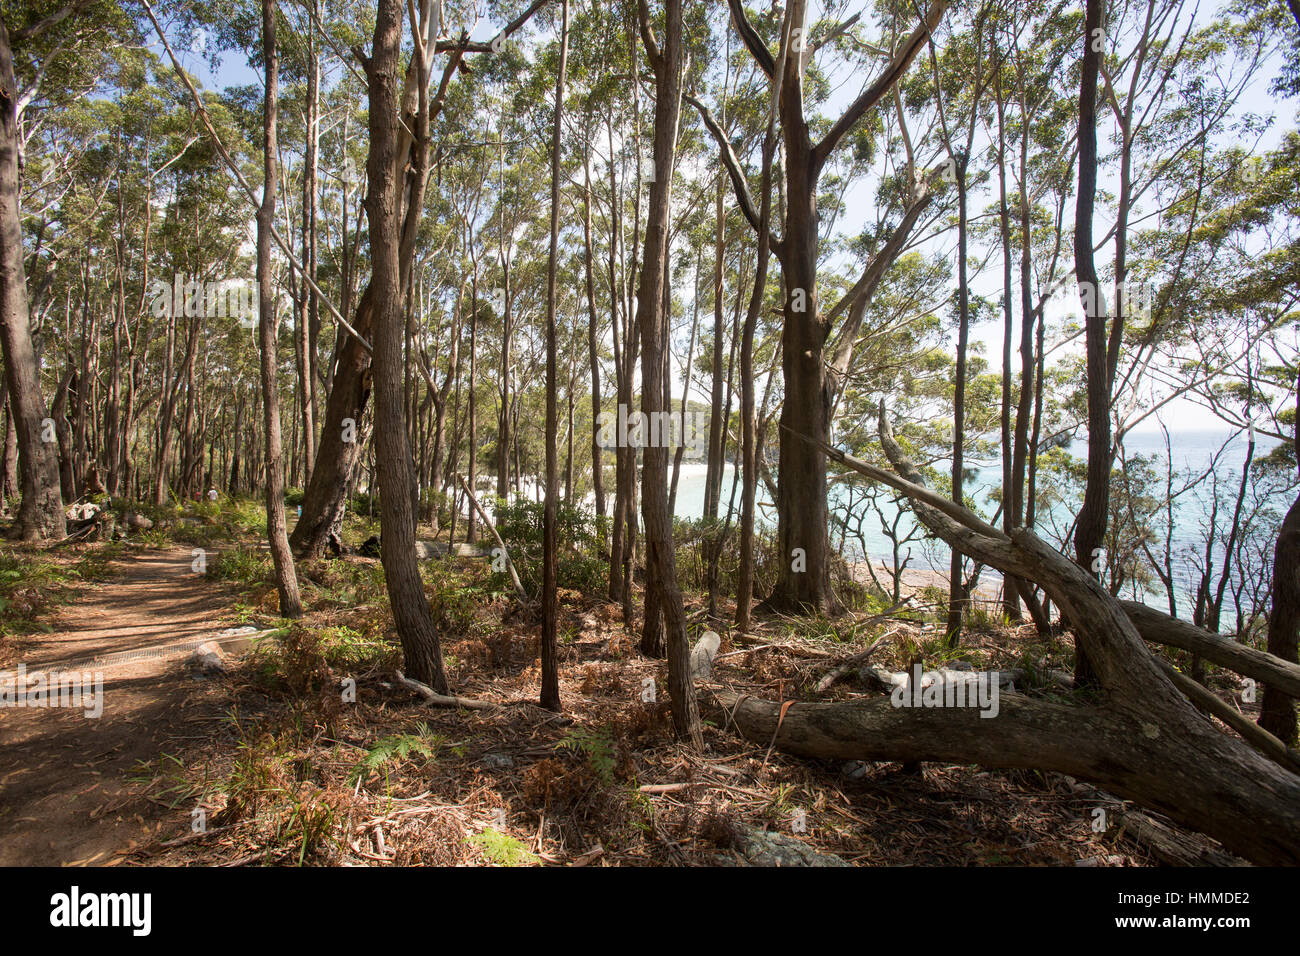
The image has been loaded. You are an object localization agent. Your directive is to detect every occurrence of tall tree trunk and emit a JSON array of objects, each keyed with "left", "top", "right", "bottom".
[
  {"left": 728, "top": 0, "right": 946, "bottom": 615},
  {"left": 765, "top": 60, "right": 831, "bottom": 614},
  {"left": 366, "top": 0, "right": 447, "bottom": 691},
  {"left": 297, "top": 23, "right": 320, "bottom": 488},
  {"left": 581, "top": 152, "right": 605, "bottom": 520},
  {"left": 606, "top": 114, "right": 626, "bottom": 602},
  {"left": 540, "top": 0, "right": 570, "bottom": 712},
  {"left": 635, "top": 0, "right": 701, "bottom": 747},
  {"left": 2, "top": 392, "right": 17, "bottom": 505},
  {"left": 945, "top": 162, "right": 970, "bottom": 643},
  {"left": 466, "top": 276, "right": 477, "bottom": 542},
  {"left": 293, "top": 0, "right": 461, "bottom": 558},
  {"left": 735, "top": 18, "right": 785, "bottom": 630},
  {"left": 52, "top": 366, "right": 75, "bottom": 503},
  {"left": 0, "top": 20, "right": 62, "bottom": 540},
  {"left": 1072, "top": 0, "right": 1106, "bottom": 686},
  {"left": 258, "top": 0, "right": 302, "bottom": 618},
  {"left": 994, "top": 68, "right": 1024, "bottom": 623},
  {"left": 496, "top": 220, "right": 512, "bottom": 504},
  {"left": 705, "top": 178, "right": 727, "bottom": 523}
]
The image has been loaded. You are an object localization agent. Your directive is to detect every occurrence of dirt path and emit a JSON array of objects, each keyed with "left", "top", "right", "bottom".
[{"left": 0, "top": 547, "right": 237, "bottom": 866}]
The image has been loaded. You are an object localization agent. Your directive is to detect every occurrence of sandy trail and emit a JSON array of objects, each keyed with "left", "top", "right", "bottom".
[{"left": 0, "top": 547, "right": 235, "bottom": 866}]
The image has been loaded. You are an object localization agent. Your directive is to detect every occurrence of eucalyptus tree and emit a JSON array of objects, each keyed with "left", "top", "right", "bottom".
[
  {"left": 540, "top": 0, "right": 570, "bottom": 712},
  {"left": 257, "top": 0, "right": 302, "bottom": 616},
  {"left": 699, "top": 0, "right": 948, "bottom": 615},
  {"left": 634, "top": 0, "right": 702, "bottom": 745},
  {"left": 1070, "top": 0, "right": 1281, "bottom": 679},
  {"left": 0, "top": 8, "right": 97, "bottom": 539},
  {"left": 292, "top": 0, "right": 547, "bottom": 559},
  {"left": 922, "top": 1, "right": 995, "bottom": 642}
]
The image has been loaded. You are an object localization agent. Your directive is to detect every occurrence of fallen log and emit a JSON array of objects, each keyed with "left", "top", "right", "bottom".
[
  {"left": 1121, "top": 600, "right": 1300, "bottom": 699},
  {"left": 711, "top": 688, "right": 1300, "bottom": 865},
  {"left": 752, "top": 412, "right": 1300, "bottom": 866}
]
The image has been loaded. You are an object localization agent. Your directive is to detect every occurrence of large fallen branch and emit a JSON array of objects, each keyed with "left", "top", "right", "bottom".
[
  {"left": 1121, "top": 599, "right": 1300, "bottom": 699},
  {"left": 455, "top": 472, "right": 527, "bottom": 601},
  {"left": 745, "top": 412, "right": 1300, "bottom": 865},
  {"left": 712, "top": 685, "right": 1299, "bottom": 864}
]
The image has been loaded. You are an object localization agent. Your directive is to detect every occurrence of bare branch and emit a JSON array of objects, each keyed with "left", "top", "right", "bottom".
[
  {"left": 725, "top": 0, "right": 775, "bottom": 77},
  {"left": 812, "top": 0, "right": 948, "bottom": 170},
  {"left": 683, "top": 93, "right": 759, "bottom": 233}
]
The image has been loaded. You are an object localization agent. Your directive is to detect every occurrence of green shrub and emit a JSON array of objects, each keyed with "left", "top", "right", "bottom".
[
  {"left": 208, "top": 546, "right": 273, "bottom": 588},
  {"left": 489, "top": 499, "right": 606, "bottom": 597},
  {"left": 425, "top": 570, "right": 489, "bottom": 634}
]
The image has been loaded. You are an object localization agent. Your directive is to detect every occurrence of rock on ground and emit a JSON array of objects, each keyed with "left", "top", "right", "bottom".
[{"left": 719, "top": 829, "right": 851, "bottom": 867}]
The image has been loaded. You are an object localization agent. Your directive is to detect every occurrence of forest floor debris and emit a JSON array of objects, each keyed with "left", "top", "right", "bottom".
[{"left": 0, "top": 535, "right": 1247, "bottom": 867}]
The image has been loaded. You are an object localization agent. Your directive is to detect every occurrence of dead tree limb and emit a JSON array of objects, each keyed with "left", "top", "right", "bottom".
[
  {"left": 455, "top": 472, "right": 527, "bottom": 600},
  {"left": 814, "top": 633, "right": 892, "bottom": 693},
  {"left": 1121, "top": 599, "right": 1300, "bottom": 699},
  {"left": 748, "top": 413, "right": 1300, "bottom": 865},
  {"left": 394, "top": 670, "right": 495, "bottom": 710}
]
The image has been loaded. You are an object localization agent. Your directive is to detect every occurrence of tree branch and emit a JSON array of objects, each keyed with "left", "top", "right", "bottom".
[
  {"left": 812, "top": 0, "right": 948, "bottom": 170},
  {"left": 683, "top": 93, "right": 760, "bottom": 233},
  {"left": 437, "top": 0, "right": 551, "bottom": 53},
  {"left": 10, "top": 0, "right": 90, "bottom": 42},
  {"left": 725, "top": 0, "right": 775, "bottom": 77},
  {"left": 141, "top": 0, "right": 372, "bottom": 352}
]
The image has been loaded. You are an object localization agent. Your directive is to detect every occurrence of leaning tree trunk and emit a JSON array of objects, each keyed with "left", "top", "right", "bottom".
[
  {"left": 365, "top": 0, "right": 447, "bottom": 693},
  {"left": 289, "top": 285, "right": 374, "bottom": 558},
  {"left": 258, "top": 0, "right": 302, "bottom": 618},
  {"left": 749, "top": 410, "right": 1300, "bottom": 866},
  {"left": 0, "top": 19, "right": 62, "bottom": 540},
  {"left": 717, "top": 687, "right": 1300, "bottom": 864},
  {"left": 292, "top": 0, "right": 459, "bottom": 560}
]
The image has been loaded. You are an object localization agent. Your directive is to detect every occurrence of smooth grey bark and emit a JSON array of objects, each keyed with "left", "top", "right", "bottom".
[{"left": 0, "top": 19, "right": 62, "bottom": 540}]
